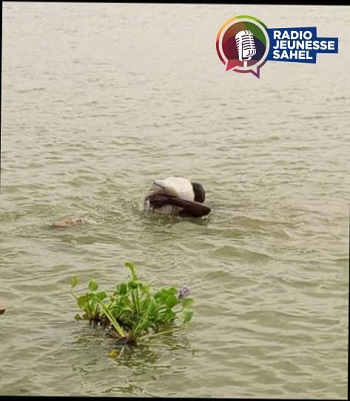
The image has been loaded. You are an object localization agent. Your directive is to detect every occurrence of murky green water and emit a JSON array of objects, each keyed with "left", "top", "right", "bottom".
[{"left": 1, "top": 3, "right": 349, "bottom": 398}]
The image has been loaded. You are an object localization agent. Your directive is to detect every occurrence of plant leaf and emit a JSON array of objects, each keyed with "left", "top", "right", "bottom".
[
  {"left": 88, "top": 279, "right": 99, "bottom": 292},
  {"left": 96, "top": 291, "right": 108, "bottom": 301},
  {"left": 128, "top": 280, "right": 139, "bottom": 290},
  {"left": 181, "top": 298, "right": 193, "bottom": 308},
  {"left": 165, "top": 294, "right": 179, "bottom": 308},
  {"left": 124, "top": 261, "right": 137, "bottom": 280},
  {"left": 124, "top": 261, "right": 134, "bottom": 270},
  {"left": 71, "top": 276, "right": 78, "bottom": 288},
  {"left": 77, "top": 295, "right": 87, "bottom": 310},
  {"left": 116, "top": 283, "right": 128, "bottom": 296},
  {"left": 182, "top": 309, "right": 193, "bottom": 324}
]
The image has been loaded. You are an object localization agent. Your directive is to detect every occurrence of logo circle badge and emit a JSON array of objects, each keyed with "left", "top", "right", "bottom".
[{"left": 216, "top": 15, "right": 270, "bottom": 78}]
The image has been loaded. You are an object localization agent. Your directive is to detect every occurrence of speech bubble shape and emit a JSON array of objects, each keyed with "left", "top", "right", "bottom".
[
  {"left": 248, "top": 65, "right": 261, "bottom": 78},
  {"left": 225, "top": 59, "right": 241, "bottom": 71},
  {"left": 225, "top": 59, "right": 267, "bottom": 78},
  {"left": 217, "top": 15, "right": 270, "bottom": 79}
]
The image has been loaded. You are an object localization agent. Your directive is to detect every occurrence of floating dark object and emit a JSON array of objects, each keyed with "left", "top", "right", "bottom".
[{"left": 144, "top": 176, "right": 211, "bottom": 218}]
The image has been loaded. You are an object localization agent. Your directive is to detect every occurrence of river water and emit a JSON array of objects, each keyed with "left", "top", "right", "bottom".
[{"left": 1, "top": 3, "right": 349, "bottom": 398}]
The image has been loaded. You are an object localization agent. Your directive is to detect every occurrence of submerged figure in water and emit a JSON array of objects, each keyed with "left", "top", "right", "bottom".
[{"left": 144, "top": 176, "right": 211, "bottom": 218}]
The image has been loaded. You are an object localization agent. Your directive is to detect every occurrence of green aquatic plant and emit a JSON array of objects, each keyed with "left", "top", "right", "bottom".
[{"left": 71, "top": 262, "right": 193, "bottom": 346}]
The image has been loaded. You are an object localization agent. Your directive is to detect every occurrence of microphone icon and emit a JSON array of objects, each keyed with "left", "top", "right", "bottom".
[{"left": 235, "top": 30, "right": 257, "bottom": 67}]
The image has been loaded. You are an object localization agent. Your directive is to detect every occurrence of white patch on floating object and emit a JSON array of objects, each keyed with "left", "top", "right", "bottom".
[{"left": 152, "top": 177, "right": 194, "bottom": 201}]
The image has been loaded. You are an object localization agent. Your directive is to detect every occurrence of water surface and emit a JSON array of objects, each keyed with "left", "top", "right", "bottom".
[{"left": 1, "top": 3, "right": 349, "bottom": 398}]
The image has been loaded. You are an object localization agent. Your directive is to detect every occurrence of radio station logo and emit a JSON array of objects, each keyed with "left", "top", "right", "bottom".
[{"left": 216, "top": 15, "right": 339, "bottom": 78}]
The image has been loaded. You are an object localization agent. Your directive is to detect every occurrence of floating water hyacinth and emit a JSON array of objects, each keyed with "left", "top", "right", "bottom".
[{"left": 70, "top": 262, "right": 194, "bottom": 347}]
